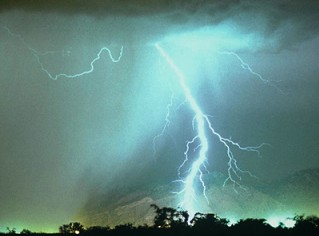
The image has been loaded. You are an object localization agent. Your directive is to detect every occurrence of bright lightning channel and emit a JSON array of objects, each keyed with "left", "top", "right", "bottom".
[{"left": 155, "top": 43, "right": 268, "bottom": 217}]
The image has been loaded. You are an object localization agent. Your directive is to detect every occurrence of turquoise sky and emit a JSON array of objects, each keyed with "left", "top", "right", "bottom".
[{"left": 0, "top": 0, "right": 319, "bottom": 232}]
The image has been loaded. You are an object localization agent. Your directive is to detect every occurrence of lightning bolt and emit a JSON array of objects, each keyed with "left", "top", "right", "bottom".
[
  {"left": 37, "top": 46, "right": 123, "bottom": 80},
  {"left": 155, "top": 43, "right": 268, "bottom": 217},
  {"left": 2, "top": 26, "right": 123, "bottom": 80}
]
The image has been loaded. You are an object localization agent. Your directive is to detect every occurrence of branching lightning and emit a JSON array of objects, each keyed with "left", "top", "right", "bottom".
[
  {"left": 152, "top": 90, "right": 175, "bottom": 155},
  {"left": 155, "top": 43, "right": 269, "bottom": 217},
  {"left": 220, "top": 51, "right": 284, "bottom": 94}
]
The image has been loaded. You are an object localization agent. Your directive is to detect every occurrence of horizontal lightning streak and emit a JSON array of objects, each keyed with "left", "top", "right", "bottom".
[
  {"left": 2, "top": 26, "right": 123, "bottom": 80},
  {"left": 38, "top": 46, "right": 123, "bottom": 80}
]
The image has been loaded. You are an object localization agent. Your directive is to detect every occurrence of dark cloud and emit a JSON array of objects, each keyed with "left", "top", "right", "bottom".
[{"left": 1, "top": 1, "right": 319, "bottom": 51}]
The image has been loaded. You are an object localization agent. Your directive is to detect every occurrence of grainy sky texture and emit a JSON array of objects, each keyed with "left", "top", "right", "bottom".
[{"left": 0, "top": 0, "right": 319, "bottom": 232}]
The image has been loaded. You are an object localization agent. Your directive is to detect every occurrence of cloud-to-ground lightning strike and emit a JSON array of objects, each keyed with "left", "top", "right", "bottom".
[
  {"left": 155, "top": 43, "right": 268, "bottom": 217},
  {"left": 4, "top": 25, "right": 271, "bottom": 219},
  {"left": 2, "top": 26, "right": 123, "bottom": 80}
]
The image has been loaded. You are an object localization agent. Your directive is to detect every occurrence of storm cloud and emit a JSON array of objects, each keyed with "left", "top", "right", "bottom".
[{"left": 1, "top": 0, "right": 319, "bottom": 50}]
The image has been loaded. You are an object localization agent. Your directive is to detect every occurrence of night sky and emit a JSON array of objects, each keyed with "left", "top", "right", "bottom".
[{"left": 1, "top": 0, "right": 319, "bottom": 232}]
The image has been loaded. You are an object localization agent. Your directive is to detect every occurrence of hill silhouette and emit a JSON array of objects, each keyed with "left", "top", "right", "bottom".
[{"left": 80, "top": 168, "right": 319, "bottom": 227}]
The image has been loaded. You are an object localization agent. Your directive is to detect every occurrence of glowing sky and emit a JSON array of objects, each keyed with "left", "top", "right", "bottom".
[{"left": 0, "top": 0, "right": 319, "bottom": 232}]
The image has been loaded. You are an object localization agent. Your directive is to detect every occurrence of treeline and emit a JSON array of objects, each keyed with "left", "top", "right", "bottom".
[{"left": 1, "top": 204, "right": 319, "bottom": 236}]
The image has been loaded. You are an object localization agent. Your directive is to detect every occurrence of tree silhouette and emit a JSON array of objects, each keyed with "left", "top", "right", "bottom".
[
  {"left": 232, "top": 218, "right": 274, "bottom": 236},
  {"left": 6, "top": 227, "right": 16, "bottom": 234},
  {"left": 293, "top": 215, "right": 319, "bottom": 235},
  {"left": 190, "top": 212, "right": 229, "bottom": 234},
  {"left": 114, "top": 223, "right": 134, "bottom": 231},
  {"left": 85, "top": 225, "right": 110, "bottom": 235},
  {"left": 150, "top": 204, "right": 189, "bottom": 229},
  {"left": 20, "top": 229, "right": 32, "bottom": 234},
  {"left": 2, "top": 207, "right": 319, "bottom": 236},
  {"left": 59, "top": 222, "right": 84, "bottom": 234}
]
